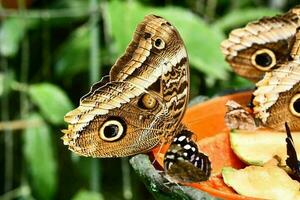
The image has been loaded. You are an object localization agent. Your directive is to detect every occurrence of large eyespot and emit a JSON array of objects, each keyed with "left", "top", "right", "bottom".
[
  {"left": 251, "top": 49, "right": 276, "bottom": 71},
  {"left": 153, "top": 37, "right": 165, "bottom": 49},
  {"left": 138, "top": 93, "right": 157, "bottom": 109},
  {"left": 289, "top": 94, "right": 300, "bottom": 117},
  {"left": 99, "top": 119, "right": 125, "bottom": 142}
]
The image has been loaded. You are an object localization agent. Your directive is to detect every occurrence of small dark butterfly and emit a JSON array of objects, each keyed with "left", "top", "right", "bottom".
[
  {"left": 163, "top": 130, "right": 211, "bottom": 183},
  {"left": 285, "top": 122, "right": 300, "bottom": 181}
]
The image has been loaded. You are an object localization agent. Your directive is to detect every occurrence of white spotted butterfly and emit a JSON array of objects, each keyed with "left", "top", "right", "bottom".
[{"left": 163, "top": 130, "right": 211, "bottom": 182}]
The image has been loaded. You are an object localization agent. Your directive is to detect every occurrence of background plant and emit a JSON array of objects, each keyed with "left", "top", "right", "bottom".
[{"left": 0, "top": 0, "right": 298, "bottom": 199}]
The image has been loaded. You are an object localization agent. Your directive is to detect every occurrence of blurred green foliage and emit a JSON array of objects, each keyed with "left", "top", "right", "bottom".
[
  {"left": 0, "top": 0, "right": 299, "bottom": 199},
  {"left": 23, "top": 113, "right": 57, "bottom": 200},
  {"left": 29, "top": 83, "right": 73, "bottom": 125}
]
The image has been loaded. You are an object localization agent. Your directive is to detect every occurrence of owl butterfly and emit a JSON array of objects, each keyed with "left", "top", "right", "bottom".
[
  {"left": 164, "top": 130, "right": 211, "bottom": 182},
  {"left": 285, "top": 122, "right": 300, "bottom": 181},
  {"left": 221, "top": 6, "right": 300, "bottom": 82},
  {"left": 62, "top": 15, "right": 190, "bottom": 157},
  {"left": 252, "top": 28, "right": 300, "bottom": 131}
]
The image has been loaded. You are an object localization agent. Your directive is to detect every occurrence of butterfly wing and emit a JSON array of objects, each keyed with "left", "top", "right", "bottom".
[
  {"left": 164, "top": 130, "right": 211, "bottom": 182},
  {"left": 221, "top": 7, "right": 300, "bottom": 82},
  {"left": 253, "top": 29, "right": 300, "bottom": 131},
  {"left": 63, "top": 81, "right": 169, "bottom": 157},
  {"left": 224, "top": 100, "right": 257, "bottom": 130},
  {"left": 110, "top": 15, "right": 190, "bottom": 133}
]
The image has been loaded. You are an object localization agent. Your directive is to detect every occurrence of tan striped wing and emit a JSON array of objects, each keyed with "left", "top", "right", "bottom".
[
  {"left": 221, "top": 7, "right": 300, "bottom": 82},
  {"left": 62, "top": 15, "right": 189, "bottom": 157},
  {"left": 253, "top": 28, "right": 300, "bottom": 131}
]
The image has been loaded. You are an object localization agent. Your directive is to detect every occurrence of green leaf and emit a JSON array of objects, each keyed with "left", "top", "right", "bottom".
[
  {"left": 0, "top": 18, "right": 26, "bottom": 57},
  {"left": 72, "top": 190, "right": 104, "bottom": 200},
  {"left": 29, "top": 83, "right": 73, "bottom": 125},
  {"left": 54, "top": 25, "right": 90, "bottom": 78},
  {"left": 213, "top": 8, "right": 280, "bottom": 31},
  {"left": 0, "top": 18, "right": 37, "bottom": 57},
  {"left": 0, "top": 70, "right": 15, "bottom": 96},
  {"left": 107, "top": 1, "right": 148, "bottom": 57},
  {"left": 23, "top": 113, "right": 57, "bottom": 200},
  {"left": 50, "top": 0, "right": 89, "bottom": 9},
  {"left": 107, "top": 1, "right": 228, "bottom": 82}
]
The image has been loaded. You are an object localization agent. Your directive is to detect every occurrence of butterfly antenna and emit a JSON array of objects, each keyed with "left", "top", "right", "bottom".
[
  {"left": 285, "top": 122, "right": 300, "bottom": 181},
  {"left": 162, "top": 177, "right": 185, "bottom": 194},
  {"left": 285, "top": 122, "right": 293, "bottom": 142}
]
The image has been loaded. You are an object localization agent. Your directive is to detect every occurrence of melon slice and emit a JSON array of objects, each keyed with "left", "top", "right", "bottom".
[
  {"left": 222, "top": 166, "right": 300, "bottom": 200},
  {"left": 230, "top": 130, "right": 300, "bottom": 166}
]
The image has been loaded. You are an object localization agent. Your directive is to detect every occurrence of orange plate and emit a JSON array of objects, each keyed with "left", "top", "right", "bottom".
[{"left": 151, "top": 91, "right": 261, "bottom": 200}]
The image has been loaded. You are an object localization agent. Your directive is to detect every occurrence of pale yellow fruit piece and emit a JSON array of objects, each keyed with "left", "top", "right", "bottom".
[
  {"left": 222, "top": 166, "right": 300, "bottom": 200},
  {"left": 230, "top": 130, "right": 300, "bottom": 166}
]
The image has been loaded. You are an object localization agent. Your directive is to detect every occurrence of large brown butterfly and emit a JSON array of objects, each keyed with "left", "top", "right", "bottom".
[
  {"left": 62, "top": 15, "right": 190, "bottom": 157},
  {"left": 252, "top": 28, "right": 300, "bottom": 131},
  {"left": 221, "top": 6, "right": 300, "bottom": 82}
]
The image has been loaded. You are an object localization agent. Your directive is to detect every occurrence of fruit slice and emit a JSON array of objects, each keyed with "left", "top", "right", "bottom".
[
  {"left": 230, "top": 130, "right": 300, "bottom": 166},
  {"left": 222, "top": 166, "right": 300, "bottom": 200}
]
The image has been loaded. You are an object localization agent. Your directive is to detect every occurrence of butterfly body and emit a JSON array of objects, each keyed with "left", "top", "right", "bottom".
[{"left": 62, "top": 15, "right": 190, "bottom": 157}]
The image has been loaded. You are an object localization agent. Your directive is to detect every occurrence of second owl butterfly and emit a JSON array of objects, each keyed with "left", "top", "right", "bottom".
[
  {"left": 221, "top": 6, "right": 300, "bottom": 82},
  {"left": 285, "top": 122, "right": 300, "bottom": 181},
  {"left": 252, "top": 28, "right": 300, "bottom": 131},
  {"left": 164, "top": 130, "right": 211, "bottom": 183}
]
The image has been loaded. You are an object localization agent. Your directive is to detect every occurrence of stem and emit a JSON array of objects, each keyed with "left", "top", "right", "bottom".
[
  {"left": 89, "top": 0, "right": 101, "bottom": 193},
  {"left": 0, "top": 119, "right": 43, "bottom": 131},
  {"left": 89, "top": 0, "right": 101, "bottom": 83},
  {"left": 195, "top": 0, "right": 205, "bottom": 16},
  {"left": 122, "top": 158, "right": 133, "bottom": 200},
  {"left": 91, "top": 160, "right": 100, "bottom": 192},
  {"left": 0, "top": 7, "right": 95, "bottom": 18},
  {"left": 42, "top": 18, "right": 51, "bottom": 78},
  {"left": 1, "top": 56, "right": 13, "bottom": 196},
  {"left": 0, "top": 185, "right": 31, "bottom": 200},
  {"left": 101, "top": 0, "right": 115, "bottom": 61},
  {"left": 18, "top": 1, "right": 30, "bottom": 197},
  {"left": 205, "top": 0, "right": 217, "bottom": 22},
  {"left": 20, "top": 33, "right": 29, "bottom": 118}
]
